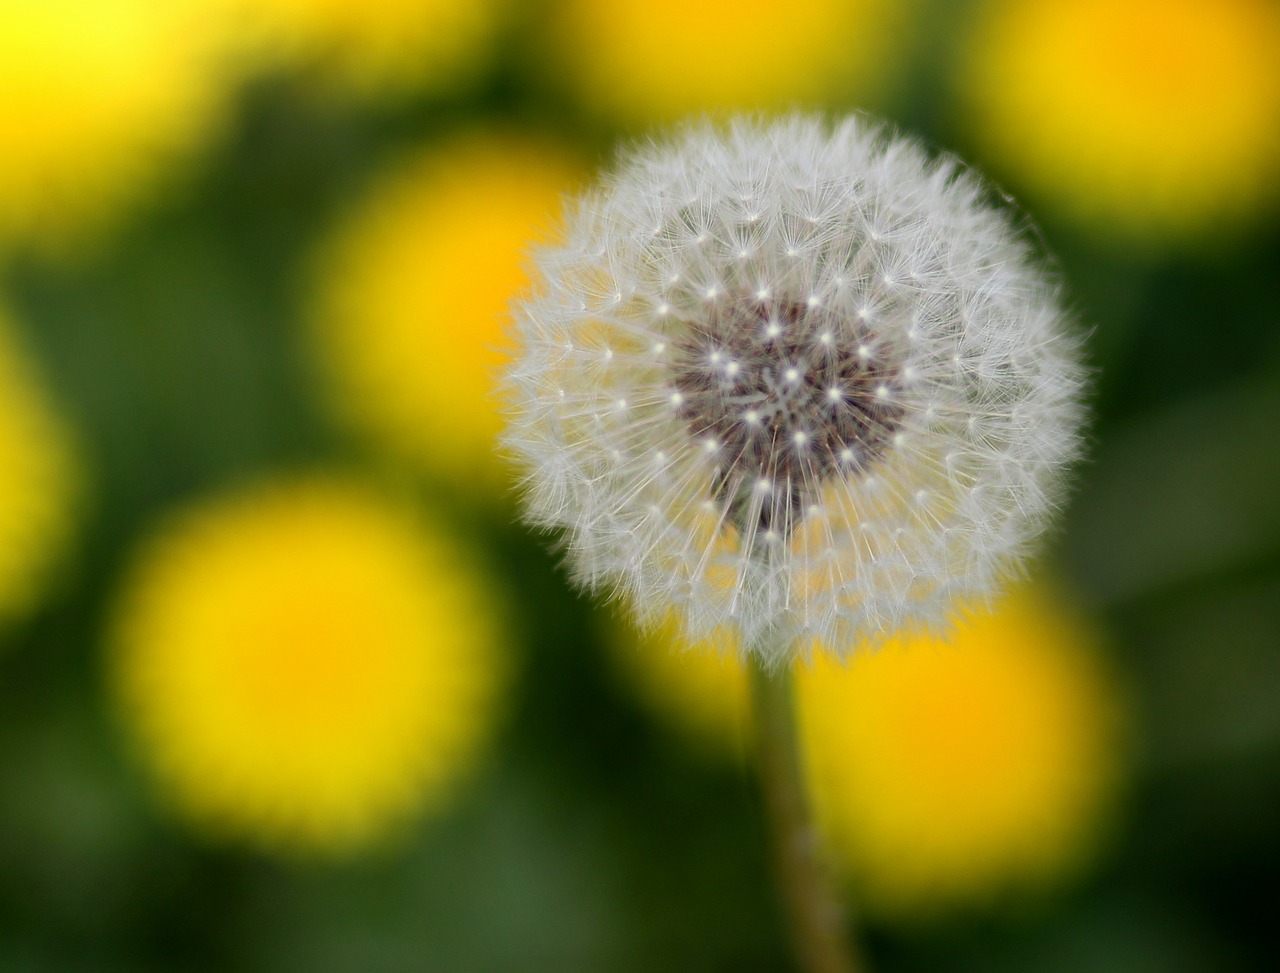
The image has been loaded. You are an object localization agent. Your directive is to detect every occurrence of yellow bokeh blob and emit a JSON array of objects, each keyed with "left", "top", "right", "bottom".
[
  {"left": 309, "top": 134, "right": 582, "bottom": 487},
  {"left": 797, "top": 585, "right": 1123, "bottom": 915},
  {"left": 619, "top": 582, "right": 1122, "bottom": 915},
  {"left": 219, "top": 0, "right": 503, "bottom": 98},
  {"left": 109, "top": 477, "right": 508, "bottom": 854},
  {"left": 0, "top": 306, "right": 80, "bottom": 623},
  {"left": 0, "top": 0, "right": 234, "bottom": 254},
  {"left": 956, "top": 0, "right": 1280, "bottom": 242},
  {"left": 547, "top": 0, "right": 907, "bottom": 123}
]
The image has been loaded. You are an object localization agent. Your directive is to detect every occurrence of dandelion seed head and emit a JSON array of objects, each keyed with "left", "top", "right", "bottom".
[{"left": 506, "top": 116, "right": 1084, "bottom": 662}]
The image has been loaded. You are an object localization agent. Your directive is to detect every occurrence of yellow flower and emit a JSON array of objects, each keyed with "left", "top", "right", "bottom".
[
  {"left": 620, "top": 582, "right": 1123, "bottom": 915},
  {"left": 219, "top": 0, "right": 504, "bottom": 98},
  {"left": 308, "top": 134, "right": 582, "bottom": 488},
  {"left": 797, "top": 585, "right": 1122, "bottom": 916},
  {"left": 0, "top": 306, "right": 80, "bottom": 623},
  {"left": 956, "top": 0, "right": 1280, "bottom": 242},
  {"left": 545, "top": 0, "right": 907, "bottom": 123},
  {"left": 109, "top": 477, "right": 508, "bottom": 855},
  {"left": 0, "top": 0, "right": 233, "bottom": 254}
]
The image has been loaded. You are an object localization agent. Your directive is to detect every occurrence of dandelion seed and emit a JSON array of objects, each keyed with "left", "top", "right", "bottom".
[{"left": 505, "top": 116, "right": 1084, "bottom": 663}]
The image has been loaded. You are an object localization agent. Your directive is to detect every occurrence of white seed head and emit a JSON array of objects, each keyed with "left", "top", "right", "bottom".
[{"left": 505, "top": 116, "right": 1084, "bottom": 664}]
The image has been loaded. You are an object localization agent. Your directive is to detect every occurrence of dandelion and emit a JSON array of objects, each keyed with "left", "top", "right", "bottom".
[
  {"left": 109, "top": 477, "right": 507, "bottom": 855},
  {"left": 309, "top": 134, "right": 582, "bottom": 488},
  {"left": 798, "top": 584, "right": 1122, "bottom": 917},
  {"left": 0, "top": 0, "right": 233, "bottom": 254},
  {"left": 508, "top": 116, "right": 1084, "bottom": 973},
  {"left": 507, "top": 116, "right": 1084, "bottom": 971},
  {"left": 955, "top": 0, "right": 1280, "bottom": 242},
  {"left": 545, "top": 0, "right": 908, "bottom": 124},
  {"left": 506, "top": 116, "right": 1084, "bottom": 665}
]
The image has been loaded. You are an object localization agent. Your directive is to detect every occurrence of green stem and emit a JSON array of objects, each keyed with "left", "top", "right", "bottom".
[{"left": 749, "top": 657, "right": 866, "bottom": 973}]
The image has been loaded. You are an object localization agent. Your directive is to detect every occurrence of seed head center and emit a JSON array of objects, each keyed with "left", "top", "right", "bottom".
[{"left": 670, "top": 298, "right": 905, "bottom": 538}]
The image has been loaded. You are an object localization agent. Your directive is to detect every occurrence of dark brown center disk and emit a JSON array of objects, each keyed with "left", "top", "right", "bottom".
[{"left": 670, "top": 298, "right": 904, "bottom": 541}]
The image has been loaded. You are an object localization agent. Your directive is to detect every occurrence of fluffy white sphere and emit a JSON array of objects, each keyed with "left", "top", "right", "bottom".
[{"left": 506, "top": 116, "right": 1084, "bottom": 663}]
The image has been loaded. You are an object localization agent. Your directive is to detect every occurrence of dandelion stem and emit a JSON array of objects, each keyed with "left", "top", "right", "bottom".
[{"left": 750, "top": 657, "right": 866, "bottom": 973}]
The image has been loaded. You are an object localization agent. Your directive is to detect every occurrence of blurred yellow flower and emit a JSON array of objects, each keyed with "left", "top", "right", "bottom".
[
  {"left": 0, "top": 0, "right": 233, "bottom": 254},
  {"left": 308, "top": 134, "right": 582, "bottom": 487},
  {"left": 797, "top": 585, "right": 1122, "bottom": 916},
  {"left": 546, "top": 0, "right": 906, "bottom": 123},
  {"left": 220, "top": 0, "right": 504, "bottom": 98},
  {"left": 620, "top": 583, "right": 1122, "bottom": 915},
  {"left": 0, "top": 306, "right": 80, "bottom": 623},
  {"left": 109, "top": 477, "right": 508, "bottom": 854},
  {"left": 956, "top": 0, "right": 1280, "bottom": 242}
]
